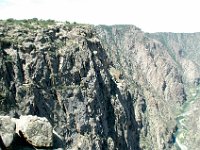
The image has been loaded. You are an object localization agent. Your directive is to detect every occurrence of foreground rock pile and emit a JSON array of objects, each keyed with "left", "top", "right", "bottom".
[{"left": 0, "top": 115, "right": 57, "bottom": 149}]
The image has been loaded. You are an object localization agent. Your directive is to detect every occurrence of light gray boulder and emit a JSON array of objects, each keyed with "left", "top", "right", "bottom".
[
  {"left": 16, "top": 115, "right": 53, "bottom": 148},
  {"left": 0, "top": 116, "right": 16, "bottom": 148}
]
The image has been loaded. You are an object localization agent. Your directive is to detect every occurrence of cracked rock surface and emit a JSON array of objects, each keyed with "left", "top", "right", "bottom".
[{"left": 16, "top": 115, "right": 53, "bottom": 148}]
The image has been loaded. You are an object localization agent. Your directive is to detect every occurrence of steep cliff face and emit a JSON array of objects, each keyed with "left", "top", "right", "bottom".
[
  {"left": 0, "top": 20, "right": 140, "bottom": 150},
  {"left": 96, "top": 25, "right": 188, "bottom": 149},
  {"left": 95, "top": 25, "right": 200, "bottom": 149},
  {"left": 148, "top": 32, "right": 200, "bottom": 149},
  {"left": 0, "top": 20, "right": 199, "bottom": 150},
  {"left": 148, "top": 32, "right": 200, "bottom": 84}
]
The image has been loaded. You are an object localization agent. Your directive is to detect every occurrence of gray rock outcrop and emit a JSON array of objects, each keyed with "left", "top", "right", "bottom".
[
  {"left": 0, "top": 20, "right": 139, "bottom": 149},
  {"left": 0, "top": 116, "right": 16, "bottom": 148},
  {"left": 0, "top": 115, "right": 56, "bottom": 149},
  {"left": 16, "top": 115, "right": 53, "bottom": 148}
]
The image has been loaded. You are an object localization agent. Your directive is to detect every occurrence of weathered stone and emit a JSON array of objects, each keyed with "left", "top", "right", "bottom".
[
  {"left": 16, "top": 115, "right": 53, "bottom": 148},
  {"left": 35, "top": 34, "right": 46, "bottom": 43},
  {"left": 0, "top": 116, "right": 16, "bottom": 148},
  {"left": 22, "top": 42, "right": 34, "bottom": 52}
]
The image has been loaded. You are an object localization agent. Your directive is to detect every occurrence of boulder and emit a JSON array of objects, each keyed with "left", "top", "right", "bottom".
[
  {"left": 0, "top": 116, "right": 16, "bottom": 148},
  {"left": 22, "top": 42, "right": 35, "bottom": 52},
  {"left": 16, "top": 115, "right": 53, "bottom": 148}
]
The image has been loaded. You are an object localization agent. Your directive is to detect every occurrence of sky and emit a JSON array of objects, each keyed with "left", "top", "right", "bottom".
[{"left": 0, "top": 0, "right": 199, "bottom": 33}]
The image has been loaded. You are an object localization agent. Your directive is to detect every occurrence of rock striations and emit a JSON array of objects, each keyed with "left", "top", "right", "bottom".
[
  {"left": 96, "top": 25, "right": 186, "bottom": 149},
  {"left": 0, "top": 19, "right": 199, "bottom": 149}
]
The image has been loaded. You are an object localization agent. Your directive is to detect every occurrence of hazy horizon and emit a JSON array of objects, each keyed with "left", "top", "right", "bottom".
[{"left": 0, "top": 0, "right": 200, "bottom": 33}]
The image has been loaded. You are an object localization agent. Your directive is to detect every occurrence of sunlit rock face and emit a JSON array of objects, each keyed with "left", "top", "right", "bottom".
[
  {"left": 0, "top": 20, "right": 200, "bottom": 149},
  {"left": 147, "top": 32, "right": 200, "bottom": 149},
  {"left": 96, "top": 25, "right": 184, "bottom": 150}
]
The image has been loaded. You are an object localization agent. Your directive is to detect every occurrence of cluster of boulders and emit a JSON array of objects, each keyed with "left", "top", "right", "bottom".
[{"left": 0, "top": 115, "right": 61, "bottom": 150}]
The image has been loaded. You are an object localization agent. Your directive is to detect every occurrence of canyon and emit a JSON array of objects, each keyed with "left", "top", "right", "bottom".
[{"left": 0, "top": 19, "right": 199, "bottom": 149}]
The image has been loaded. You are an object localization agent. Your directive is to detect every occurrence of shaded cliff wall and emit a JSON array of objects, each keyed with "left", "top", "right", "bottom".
[{"left": 0, "top": 21, "right": 140, "bottom": 149}]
